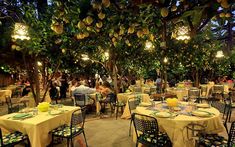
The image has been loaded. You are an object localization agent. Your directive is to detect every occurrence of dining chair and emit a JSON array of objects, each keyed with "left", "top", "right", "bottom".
[
  {"left": 185, "top": 123, "right": 207, "bottom": 147},
  {"left": 133, "top": 87, "right": 142, "bottom": 93},
  {"left": 198, "top": 85, "right": 208, "bottom": 103},
  {"left": 223, "top": 91, "right": 235, "bottom": 122},
  {"left": 212, "top": 85, "right": 224, "bottom": 101},
  {"left": 113, "top": 98, "right": 125, "bottom": 120},
  {"left": 99, "top": 93, "right": 117, "bottom": 117},
  {"left": 150, "top": 87, "right": 157, "bottom": 95},
  {"left": 128, "top": 97, "right": 141, "bottom": 136},
  {"left": 5, "top": 96, "right": 26, "bottom": 114},
  {"left": 74, "top": 93, "right": 95, "bottom": 109},
  {"left": 131, "top": 113, "right": 171, "bottom": 147},
  {"left": 188, "top": 89, "right": 200, "bottom": 103},
  {"left": 50, "top": 107, "right": 88, "bottom": 147},
  {"left": 199, "top": 121, "right": 235, "bottom": 147},
  {"left": 0, "top": 128, "right": 30, "bottom": 147}
]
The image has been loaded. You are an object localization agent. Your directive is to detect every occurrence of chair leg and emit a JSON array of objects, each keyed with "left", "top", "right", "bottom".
[
  {"left": 82, "top": 131, "right": 88, "bottom": 147},
  {"left": 67, "top": 138, "right": 70, "bottom": 147},
  {"left": 136, "top": 141, "right": 139, "bottom": 147},
  {"left": 116, "top": 106, "right": 119, "bottom": 120},
  {"left": 71, "top": 138, "right": 73, "bottom": 147},
  {"left": 51, "top": 135, "right": 54, "bottom": 147},
  {"left": 26, "top": 137, "right": 30, "bottom": 147},
  {"left": 129, "top": 119, "right": 132, "bottom": 136}
]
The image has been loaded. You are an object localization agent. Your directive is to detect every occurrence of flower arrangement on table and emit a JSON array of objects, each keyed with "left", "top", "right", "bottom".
[
  {"left": 37, "top": 102, "right": 50, "bottom": 112},
  {"left": 166, "top": 98, "right": 178, "bottom": 107}
]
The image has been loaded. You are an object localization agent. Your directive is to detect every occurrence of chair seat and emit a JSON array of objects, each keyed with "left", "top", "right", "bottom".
[
  {"left": 2, "top": 131, "right": 28, "bottom": 146},
  {"left": 51, "top": 125, "right": 82, "bottom": 137},
  {"left": 138, "top": 132, "right": 170, "bottom": 146},
  {"left": 199, "top": 134, "right": 227, "bottom": 146}
]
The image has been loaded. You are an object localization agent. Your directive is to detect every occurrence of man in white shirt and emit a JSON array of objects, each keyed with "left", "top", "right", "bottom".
[
  {"left": 72, "top": 81, "right": 96, "bottom": 106},
  {"left": 72, "top": 81, "right": 96, "bottom": 96}
]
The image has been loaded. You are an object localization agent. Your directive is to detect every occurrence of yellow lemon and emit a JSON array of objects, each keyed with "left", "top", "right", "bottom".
[
  {"left": 96, "top": 28, "right": 100, "bottom": 32},
  {"left": 98, "top": 12, "right": 105, "bottom": 20},
  {"left": 119, "top": 29, "right": 124, "bottom": 35},
  {"left": 85, "top": 16, "right": 93, "bottom": 25},
  {"left": 171, "top": 5, "right": 177, "bottom": 11},
  {"left": 102, "top": 0, "right": 110, "bottom": 8},
  {"left": 128, "top": 26, "right": 135, "bottom": 34},
  {"left": 112, "top": 37, "right": 116, "bottom": 42},
  {"left": 96, "top": 21, "right": 103, "bottom": 28},
  {"left": 225, "top": 13, "right": 231, "bottom": 18},
  {"left": 11, "top": 45, "right": 16, "bottom": 49},
  {"left": 84, "top": 32, "right": 89, "bottom": 37},
  {"left": 137, "top": 30, "right": 143, "bottom": 38},
  {"left": 221, "top": 1, "right": 230, "bottom": 8},
  {"left": 15, "top": 46, "right": 21, "bottom": 51},
  {"left": 92, "top": 3, "right": 102, "bottom": 10},
  {"left": 77, "top": 21, "right": 85, "bottom": 29},
  {"left": 219, "top": 12, "right": 225, "bottom": 17},
  {"left": 61, "top": 48, "right": 66, "bottom": 53},
  {"left": 142, "top": 28, "right": 149, "bottom": 35},
  {"left": 161, "top": 7, "right": 169, "bottom": 17},
  {"left": 109, "top": 32, "right": 113, "bottom": 37},
  {"left": 114, "top": 33, "right": 118, "bottom": 38},
  {"left": 171, "top": 32, "right": 176, "bottom": 38},
  {"left": 86, "top": 26, "right": 92, "bottom": 31},
  {"left": 150, "top": 34, "right": 154, "bottom": 41},
  {"left": 53, "top": 24, "right": 63, "bottom": 34}
]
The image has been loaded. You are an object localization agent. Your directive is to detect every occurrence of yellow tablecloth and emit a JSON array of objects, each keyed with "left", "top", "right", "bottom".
[
  {"left": 0, "top": 90, "right": 12, "bottom": 102},
  {"left": 118, "top": 93, "right": 150, "bottom": 119},
  {"left": 0, "top": 106, "right": 79, "bottom": 147},
  {"left": 134, "top": 103, "right": 225, "bottom": 147}
]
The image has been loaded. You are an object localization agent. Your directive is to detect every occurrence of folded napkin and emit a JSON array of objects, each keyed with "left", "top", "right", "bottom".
[{"left": 12, "top": 113, "right": 32, "bottom": 119}]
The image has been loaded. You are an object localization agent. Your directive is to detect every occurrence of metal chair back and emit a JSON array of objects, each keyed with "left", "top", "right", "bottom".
[
  {"left": 185, "top": 123, "right": 206, "bottom": 146},
  {"left": 132, "top": 113, "right": 159, "bottom": 143},
  {"left": 213, "top": 85, "right": 224, "bottom": 93},
  {"left": 74, "top": 93, "right": 86, "bottom": 107},
  {"left": 188, "top": 89, "right": 200, "bottom": 98},
  {"left": 228, "top": 121, "right": 235, "bottom": 147},
  {"left": 128, "top": 97, "right": 140, "bottom": 114},
  {"left": 70, "top": 107, "right": 86, "bottom": 129},
  {"left": 133, "top": 87, "right": 142, "bottom": 93},
  {"left": 200, "top": 86, "right": 208, "bottom": 97}
]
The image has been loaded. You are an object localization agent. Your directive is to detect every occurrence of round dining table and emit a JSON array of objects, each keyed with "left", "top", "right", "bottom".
[{"left": 133, "top": 102, "right": 226, "bottom": 147}]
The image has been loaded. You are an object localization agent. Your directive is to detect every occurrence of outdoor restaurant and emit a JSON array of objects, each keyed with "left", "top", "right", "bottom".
[{"left": 0, "top": 0, "right": 234, "bottom": 147}]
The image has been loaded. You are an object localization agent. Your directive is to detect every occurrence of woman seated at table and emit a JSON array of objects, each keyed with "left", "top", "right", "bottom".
[{"left": 97, "top": 81, "right": 113, "bottom": 113}]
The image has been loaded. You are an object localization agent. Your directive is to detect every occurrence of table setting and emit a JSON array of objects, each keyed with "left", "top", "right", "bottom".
[
  {"left": 0, "top": 102, "right": 79, "bottom": 147},
  {"left": 134, "top": 98, "right": 226, "bottom": 147}
]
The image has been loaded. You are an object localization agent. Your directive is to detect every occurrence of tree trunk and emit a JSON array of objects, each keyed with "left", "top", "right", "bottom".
[
  {"left": 195, "top": 68, "right": 199, "bottom": 87},
  {"left": 34, "top": 58, "right": 40, "bottom": 105},
  {"left": 112, "top": 64, "right": 119, "bottom": 94},
  {"left": 162, "top": 20, "right": 167, "bottom": 90}
]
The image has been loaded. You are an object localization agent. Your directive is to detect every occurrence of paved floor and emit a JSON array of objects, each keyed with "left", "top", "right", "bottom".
[{"left": 0, "top": 98, "right": 233, "bottom": 147}]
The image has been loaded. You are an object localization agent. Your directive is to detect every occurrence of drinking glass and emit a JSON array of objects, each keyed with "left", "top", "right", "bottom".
[
  {"left": 183, "top": 96, "right": 188, "bottom": 102},
  {"left": 161, "top": 93, "right": 166, "bottom": 103}
]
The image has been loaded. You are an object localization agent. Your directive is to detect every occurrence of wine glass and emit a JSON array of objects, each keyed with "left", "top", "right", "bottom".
[
  {"left": 190, "top": 96, "right": 197, "bottom": 105},
  {"left": 183, "top": 96, "right": 188, "bottom": 102},
  {"left": 161, "top": 92, "right": 166, "bottom": 103}
]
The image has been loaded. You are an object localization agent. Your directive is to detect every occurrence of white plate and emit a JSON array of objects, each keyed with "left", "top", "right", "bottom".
[
  {"left": 139, "top": 102, "right": 152, "bottom": 107},
  {"left": 50, "top": 110, "right": 62, "bottom": 115},
  {"left": 192, "top": 110, "right": 212, "bottom": 117},
  {"left": 196, "top": 103, "right": 210, "bottom": 108},
  {"left": 154, "top": 112, "right": 172, "bottom": 118}
]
